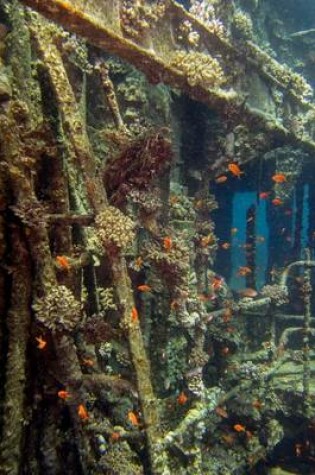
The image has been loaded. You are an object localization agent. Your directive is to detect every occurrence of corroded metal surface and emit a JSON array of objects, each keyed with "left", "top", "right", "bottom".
[{"left": 20, "top": 0, "right": 315, "bottom": 151}]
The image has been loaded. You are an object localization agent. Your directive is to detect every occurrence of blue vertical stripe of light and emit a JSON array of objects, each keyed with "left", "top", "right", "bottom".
[{"left": 229, "top": 192, "right": 269, "bottom": 290}]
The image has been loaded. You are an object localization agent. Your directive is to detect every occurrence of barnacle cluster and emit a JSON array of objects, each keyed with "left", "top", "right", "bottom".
[
  {"left": 261, "top": 284, "right": 288, "bottom": 306},
  {"left": 120, "top": 0, "right": 166, "bottom": 39},
  {"left": 95, "top": 206, "right": 135, "bottom": 251},
  {"left": 232, "top": 10, "right": 254, "bottom": 40},
  {"left": 169, "top": 51, "right": 225, "bottom": 89},
  {"left": 33, "top": 285, "right": 82, "bottom": 332}
]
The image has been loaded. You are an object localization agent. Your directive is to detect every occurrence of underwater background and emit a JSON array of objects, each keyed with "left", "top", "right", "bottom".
[{"left": 0, "top": 0, "right": 314, "bottom": 474}]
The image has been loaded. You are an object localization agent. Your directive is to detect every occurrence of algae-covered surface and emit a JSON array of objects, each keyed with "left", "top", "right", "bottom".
[{"left": 0, "top": 1, "right": 315, "bottom": 474}]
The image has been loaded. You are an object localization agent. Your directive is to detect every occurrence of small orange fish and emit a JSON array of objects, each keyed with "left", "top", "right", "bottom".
[
  {"left": 110, "top": 432, "right": 121, "bottom": 442},
  {"left": 82, "top": 358, "right": 95, "bottom": 367},
  {"left": 137, "top": 284, "right": 151, "bottom": 292},
  {"left": 58, "top": 390, "right": 71, "bottom": 400},
  {"left": 36, "top": 336, "right": 47, "bottom": 350},
  {"left": 228, "top": 163, "right": 243, "bottom": 178},
  {"left": 127, "top": 411, "right": 140, "bottom": 426},
  {"left": 212, "top": 276, "right": 223, "bottom": 290},
  {"left": 272, "top": 197, "right": 283, "bottom": 206},
  {"left": 221, "top": 346, "right": 230, "bottom": 356},
  {"left": 163, "top": 236, "right": 173, "bottom": 251},
  {"left": 200, "top": 235, "right": 214, "bottom": 247},
  {"left": 237, "top": 266, "right": 252, "bottom": 276},
  {"left": 215, "top": 175, "right": 228, "bottom": 184},
  {"left": 221, "top": 242, "right": 231, "bottom": 250},
  {"left": 170, "top": 299, "right": 180, "bottom": 310},
  {"left": 56, "top": 255, "right": 70, "bottom": 270},
  {"left": 259, "top": 191, "right": 270, "bottom": 200},
  {"left": 239, "top": 288, "right": 258, "bottom": 298},
  {"left": 177, "top": 392, "right": 188, "bottom": 405},
  {"left": 272, "top": 173, "right": 286, "bottom": 183},
  {"left": 131, "top": 306, "right": 139, "bottom": 322},
  {"left": 231, "top": 227, "right": 238, "bottom": 235},
  {"left": 233, "top": 424, "right": 246, "bottom": 432},
  {"left": 133, "top": 256, "right": 143, "bottom": 271},
  {"left": 77, "top": 404, "right": 89, "bottom": 421}
]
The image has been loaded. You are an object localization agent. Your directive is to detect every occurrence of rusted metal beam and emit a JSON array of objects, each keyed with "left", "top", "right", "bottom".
[{"left": 20, "top": 0, "right": 315, "bottom": 153}]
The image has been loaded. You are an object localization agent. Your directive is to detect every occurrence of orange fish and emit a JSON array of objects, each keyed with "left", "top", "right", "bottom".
[
  {"left": 163, "top": 236, "right": 173, "bottom": 251},
  {"left": 221, "top": 346, "right": 230, "bottom": 356},
  {"left": 56, "top": 255, "right": 70, "bottom": 270},
  {"left": 200, "top": 235, "right": 214, "bottom": 247},
  {"left": 231, "top": 227, "right": 238, "bottom": 235},
  {"left": 212, "top": 276, "right": 223, "bottom": 290},
  {"left": 272, "top": 173, "right": 286, "bottom": 183},
  {"left": 215, "top": 175, "right": 228, "bottom": 184},
  {"left": 131, "top": 306, "right": 139, "bottom": 322},
  {"left": 58, "top": 390, "right": 71, "bottom": 400},
  {"left": 239, "top": 288, "right": 258, "bottom": 298},
  {"left": 272, "top": 197, "right": 283, "bottom": 206},
  {"left": 110, "top": 432, "right": 121, "bottom": 442},
  {"left": 233, "top": 424, "right": 246, "bottom": 432},
  {"left": 237, "top": 266, "right": 252, "bottom": 276},
  {"left": 228, "top": 163, "right": 243, "bottom": 178},
  {"left": 127, "top": 411, "right": 140, "bottom": 426},
  {"left": 221, "top": 242, "right": 230, "bottom": 250},
  {"left": 259, "top": 191, "right": 270, "bottom": 199},
  {"left": 36, "top": 336, "right": 47, "bottom": 350},
  {"left": 177, "top": 392, "right": 188, "bottom": 405},
  {"left": 77, "top": 404, "right": 89, "bottom": 421},
  {"left": 137, "top": 284, "right": 151, "bottom": 292},
  {"left": 82, "top": 358, "right": 95, "bottom": 367},
  {"left": 133, "top": 256, "right": 143, "bottom": 271},
  {"left": 170, "top": 299, "right": 180, "bottom": 310}
]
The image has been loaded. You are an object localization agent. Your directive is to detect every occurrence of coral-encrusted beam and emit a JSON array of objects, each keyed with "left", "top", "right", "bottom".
[{"left": 19, "top": 0, "right": 315, "bottom": 154}]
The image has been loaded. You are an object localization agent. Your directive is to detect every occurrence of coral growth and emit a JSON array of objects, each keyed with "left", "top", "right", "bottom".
[
  {"left": 95, "top": 206, "right": 135, "bottom": 252},
  {"left": 33, "top": 285, "right": 82, "bottom": 332},
  {"left": 169, "top": 51, "right": 226, "bottom": 88},
  {"left": 120, "top": 0, "right": 166, "bottom": 39},
  {"left": 103, "top": 129, "right": 172, "bottom": 206}
]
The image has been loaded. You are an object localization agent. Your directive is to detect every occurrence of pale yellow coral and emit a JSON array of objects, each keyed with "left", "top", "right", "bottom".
[
  {"left": 95, "top": 206, "right": 135, "bottom": 251},
  {"left": 169, "top": 51, "right": 225, "bottom": 89},
  {"left": 33, "top": 285, "right": 82, "bottom": 332}
]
